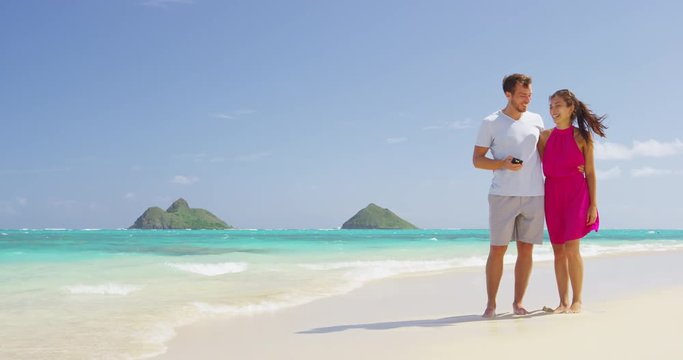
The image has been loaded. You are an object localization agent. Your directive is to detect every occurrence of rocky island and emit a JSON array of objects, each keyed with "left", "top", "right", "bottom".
[
  {"left": 341, "top": 203, "right": 418, "bottom": 229},
  {"left": 129, "top": 198, "right": 232, "bottom": 229}
]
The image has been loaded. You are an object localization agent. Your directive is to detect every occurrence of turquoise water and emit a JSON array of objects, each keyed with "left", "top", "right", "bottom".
[{"left": 1, "top": 229, "right": 682, "bottom": 359}]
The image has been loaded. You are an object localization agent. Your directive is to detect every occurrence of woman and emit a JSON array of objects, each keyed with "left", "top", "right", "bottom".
[{"left": 538, "top": 89, "right": 607, "bottom": 313}]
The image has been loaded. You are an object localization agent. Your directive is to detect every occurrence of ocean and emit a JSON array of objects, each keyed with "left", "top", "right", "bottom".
[{"left": 1, "top": 228, "right": 682, "bottom": 359}]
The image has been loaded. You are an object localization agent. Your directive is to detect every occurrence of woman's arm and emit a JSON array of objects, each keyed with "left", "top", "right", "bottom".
[
  {"left": 537, "top": 129, "right": 550, "bottom": 159},
  {"left": 582, "top": 134, "right": 598, "bottom": 225}
]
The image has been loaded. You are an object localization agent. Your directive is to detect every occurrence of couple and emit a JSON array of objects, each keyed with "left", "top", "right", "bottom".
[{"left": 472, "top": 73, "right": 607, "bottom": 318}]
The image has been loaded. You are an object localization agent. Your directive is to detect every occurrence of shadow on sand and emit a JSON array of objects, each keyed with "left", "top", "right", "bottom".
[{"left": 298, "top": 309, "right": 552, "bottom": 334}]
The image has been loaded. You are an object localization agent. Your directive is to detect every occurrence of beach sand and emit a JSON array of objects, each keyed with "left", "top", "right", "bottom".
[{"left": 155, "top": 251, "right": 683, "bottom": 359}]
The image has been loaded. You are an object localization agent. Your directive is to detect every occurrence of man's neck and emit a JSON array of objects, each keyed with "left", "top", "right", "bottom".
[{"left": 502, "top": 105, "right": 523, "bottom": 120}]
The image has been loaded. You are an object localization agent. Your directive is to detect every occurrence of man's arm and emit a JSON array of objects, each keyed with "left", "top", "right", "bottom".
[{"left": 472, "top": 146, "right": 520, "bottom": 171}]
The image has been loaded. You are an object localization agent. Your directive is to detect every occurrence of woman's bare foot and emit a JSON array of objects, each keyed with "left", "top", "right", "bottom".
[
  {"left": 542, "top": 304, "right": 568, "bottom": 313},
  {"left": 512, "top": 303, "right": 529, "bottom": 315},
  {"left": 569, "top": 302, "right": 582, "bottom": 313},
  {"left": 553, "top": 305, "right": 569, "bottom": 314},
  {"left": 482, "top": 307, "right": 496, "bottom": 319}
]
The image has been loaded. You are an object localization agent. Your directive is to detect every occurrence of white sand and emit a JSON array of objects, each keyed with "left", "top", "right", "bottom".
[{"left": 155, "top": 251, "right": 683, "bottom": 359}]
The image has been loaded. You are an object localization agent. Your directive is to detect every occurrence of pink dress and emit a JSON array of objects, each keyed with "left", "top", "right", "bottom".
[{"left": 542, "top": 127, "right": 599, "bottom": 244}]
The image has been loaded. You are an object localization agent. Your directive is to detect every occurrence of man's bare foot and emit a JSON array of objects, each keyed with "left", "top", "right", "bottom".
[
  {"left": 512, "top": 304, "right": 529, "bottom": 315},
  {"left": 482, "top": 307, "right": 496, "bottom": 319},
  {"left": 569, "top": 302, "right": 582, "bottom": 313}
]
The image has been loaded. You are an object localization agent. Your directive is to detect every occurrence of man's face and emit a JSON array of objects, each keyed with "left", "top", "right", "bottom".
[{"left": 506, "top": 83, "right": 532, "bottom": 113}]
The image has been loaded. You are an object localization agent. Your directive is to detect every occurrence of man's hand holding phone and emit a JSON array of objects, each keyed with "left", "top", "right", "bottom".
[{"left": 503, "top": 156, "right": 523, "bottom": 171}]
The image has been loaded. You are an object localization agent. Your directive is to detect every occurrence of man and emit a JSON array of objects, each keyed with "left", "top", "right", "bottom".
[{"left": 473, "top": 73, "right": 545, "bottom": 318}]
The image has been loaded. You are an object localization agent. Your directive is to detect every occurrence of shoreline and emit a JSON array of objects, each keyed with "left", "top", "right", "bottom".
[{"left": 154, "top": 250, "right": 683, "bottom": 359}]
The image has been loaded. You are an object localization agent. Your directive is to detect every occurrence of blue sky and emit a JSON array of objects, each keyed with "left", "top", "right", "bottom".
[{"left": 2, "top": 0, "right": 682, "bottom": 229}]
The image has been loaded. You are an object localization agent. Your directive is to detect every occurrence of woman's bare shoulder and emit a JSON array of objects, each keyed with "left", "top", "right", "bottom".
[{"left": 573, "top": 127, "right": 594, "bottom": 149}]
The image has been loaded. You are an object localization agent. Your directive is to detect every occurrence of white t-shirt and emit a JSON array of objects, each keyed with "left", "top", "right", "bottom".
[{"left": 475, "top": 110, "right": 545, "bottom": 196}]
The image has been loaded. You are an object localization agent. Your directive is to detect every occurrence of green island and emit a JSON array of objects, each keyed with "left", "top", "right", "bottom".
[
  {"left": 129, "top": 198, "right": 232, "bottom": 230},
  {"left": 341, "top": 203, "right": 418, "bottom": 229}
]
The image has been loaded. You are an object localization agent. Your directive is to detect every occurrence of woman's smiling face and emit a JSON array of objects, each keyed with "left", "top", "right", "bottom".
[{"left": 549, "top": 95, "right": 574, "bottom": 125}]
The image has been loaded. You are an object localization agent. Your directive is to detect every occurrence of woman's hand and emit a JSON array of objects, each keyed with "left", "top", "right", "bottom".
[{"left": 586, "top": 205, "right": 598, "bottom": 225}]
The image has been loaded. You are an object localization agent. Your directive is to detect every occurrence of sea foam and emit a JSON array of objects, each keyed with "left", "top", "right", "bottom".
[
  {"left": 64, "top": 283, "right": 141, "bottom": 295},
  {"left": 300, "top": 259, "right": 460, "bottom": 282},
  {"left": 192, "top": 301, "right": 281, "bottom": 315},
  {"left": 166, "top": 262, "right": 248, "bottom": 276},
  {"left": 582, "top": 242, "right": 683, "bottom": 257},
  {"left": 190, "top": 296, "right": 315, "bottom": 316}
]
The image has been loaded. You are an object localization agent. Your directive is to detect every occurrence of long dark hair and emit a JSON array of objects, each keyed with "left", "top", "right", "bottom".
[{"left": 550, "top": 89, "right": 607, "bottom": 143}]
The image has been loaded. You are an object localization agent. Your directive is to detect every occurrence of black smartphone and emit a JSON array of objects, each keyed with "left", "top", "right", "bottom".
[{"left": 511, "top": 157, "right": 523, "bottom": 164}]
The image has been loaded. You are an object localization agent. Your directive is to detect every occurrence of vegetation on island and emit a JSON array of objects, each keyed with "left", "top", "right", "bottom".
[
  {"left": 129, "top": 198, "right": 232, "bottom": 229},
  {"left": 341, "top": 203, "right": 418, "bottom": 229}
]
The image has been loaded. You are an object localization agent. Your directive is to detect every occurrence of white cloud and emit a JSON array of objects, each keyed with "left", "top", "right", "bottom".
[
  {"left": 125, "top": 192, "right": 136, "bottom": 200},
  {"left": 595, "top": 139, "right": 683, "bottom": 160},
  {"left": 211, "top": 113, "right": 234, "bottom": 120},
  {"left": 632, "top": 139, "right": 683, "bottom": 157},
  {"left": 172, "top": 175, "right": 199, "bottom": 185},
  {"left": 596, "top": 166, "right": 622, "bottom": 180},
  {"left": 423, "top": 119, "right": 472, "bottom": 131},
  {"left": 16, "top": 197, "right": 28, "bottom": 206},
  {"left": 594, "top": 142, "right": 632, "bottom": 160},
  {"left": 211, "top": 109, "right": 255, "bottom": 120},
  {"left": 386, "top": 137, "right": 407, "bottom": 144},
  {"left": 631, "top": 167, "right": 673, "bottom": 178},
  {"left": 235, "top": 152, "right": 271, "bottom": 162},
  {"left": 449, "top": 119, "right": 472, "bottom": 129}
]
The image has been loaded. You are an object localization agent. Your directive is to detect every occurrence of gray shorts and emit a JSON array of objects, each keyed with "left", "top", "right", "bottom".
[{"left": 488, "top": 195, "right": 544, "bottom": 246}]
